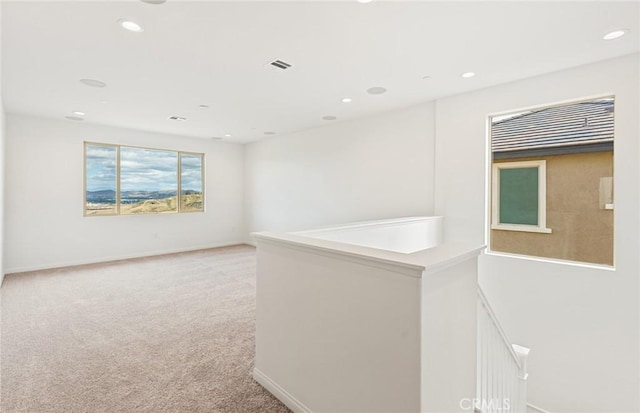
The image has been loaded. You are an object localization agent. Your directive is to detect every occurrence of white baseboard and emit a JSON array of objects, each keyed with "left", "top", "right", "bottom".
[
  {"left": 4, "top": 240, "right": 248, "bottom": 275},
  {"left": 527, "top": 402, "right": 553, "bottom": 413},
  {"left": 253, "top": 368, "right": 312, "bottom": 413}
]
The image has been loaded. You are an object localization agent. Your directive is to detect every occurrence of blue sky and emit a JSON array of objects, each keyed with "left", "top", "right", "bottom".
[
  {"left": 120, "top": 147, "right": 177, "bottom": 192},
  {"left": 86, "top": 145, "right": 202, "bottom": 192},
  {"left": 85, "top": 145, "right": 116, "bottom": 192},
  {"left": 180, "top": 154, "right": 203, "bottom": 192}
]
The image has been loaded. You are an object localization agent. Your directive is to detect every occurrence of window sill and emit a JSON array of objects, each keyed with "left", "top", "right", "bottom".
[
  {"left": 485, "top": 251, "right": 615, "bottom": 271},
  {"left": 491, "top": 224, "right": 552, "bottom": 234}
]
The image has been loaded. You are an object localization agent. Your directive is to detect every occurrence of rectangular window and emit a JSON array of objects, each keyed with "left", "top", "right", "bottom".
[
  {"left": 491, "top": 160, "right": 550, "bottom": 233},
  {"left": 120, "top": 147, "right": 179, "bottom": 215},
  {"left": 84, "top": 143, "right": 204, "bottom": 216},
  {"left": 180, "top": 153, "right": 204, "bottom": 213},
  {"left": 489, "top": 97, "right": 614, "bottom": 266},
  {"left": 500, "top": 167, "right": 538, "bottom": 225},
  {"left": 85, "top": 144, "right": 118, "bottom": 216}
]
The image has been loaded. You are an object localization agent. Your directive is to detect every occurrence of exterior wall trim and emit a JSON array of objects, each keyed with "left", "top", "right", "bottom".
[{"left": 493, "top": 142, "right": 613, "bottom": 160}]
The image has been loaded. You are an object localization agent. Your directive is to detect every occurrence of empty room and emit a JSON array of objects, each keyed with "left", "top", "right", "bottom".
[{"left": 0, "top": 1, "right": 638, "bottom": 412}]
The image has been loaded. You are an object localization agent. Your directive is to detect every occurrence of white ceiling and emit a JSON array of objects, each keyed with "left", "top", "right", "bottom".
[{"left": 2, "top": 1, "right": 638, "bottom": 143}]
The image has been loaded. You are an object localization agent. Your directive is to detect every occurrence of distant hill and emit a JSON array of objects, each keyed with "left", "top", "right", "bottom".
[
  {"left": 86, "top": 190, "right": 116, "bottom": 203},
  {"left": 120, "top": 193, "right": 203, "bottom": 214},
  {"left": 85, "top": 190, "right": 203, "bottom": 215},
  {"left": 86, "top": 190, "right": 182, "bottom": 203}
]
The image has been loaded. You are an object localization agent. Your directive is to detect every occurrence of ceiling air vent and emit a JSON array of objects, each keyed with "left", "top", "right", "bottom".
[
  {"left": 168, "top": 116, "right": 187, "bottom": 122},
  {"left": 269, "top": 59, "right": 292, "bottom": 70}
]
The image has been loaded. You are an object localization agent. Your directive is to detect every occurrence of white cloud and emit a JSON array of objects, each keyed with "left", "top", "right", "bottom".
[{"left": 86, "top": 144, "right": 203, "bottom": 193}]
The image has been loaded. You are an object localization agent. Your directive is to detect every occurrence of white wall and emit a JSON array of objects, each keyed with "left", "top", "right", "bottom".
[
  {"left": 0, "top": 95, "right": 4, "bottom": 285},
  {"left": 244, "top": 59, "right": 639, "bottom": 411},
  {"left": 2, "top": 47, "right": 637, "bottom": 413},
  {"left": 244, "top": 102, "right": 435, "bottom": 237},
  {"left": 4, "top": 114, "right": 244, "bottom": 273},
  {"left": 434, "top": 54, "right": 639, "bottom": 412},
  {"left": 0, "top": 1, "right": 5, "bottom": 284}
]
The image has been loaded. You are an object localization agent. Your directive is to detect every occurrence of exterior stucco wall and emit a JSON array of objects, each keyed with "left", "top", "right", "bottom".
[{"left": 491, "top": 151, "right": 613, "bottom": 265}]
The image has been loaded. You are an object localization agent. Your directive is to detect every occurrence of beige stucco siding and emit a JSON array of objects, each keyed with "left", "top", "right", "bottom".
[{"left": 491, "top": 151, "right": 613, "bottom": 265}]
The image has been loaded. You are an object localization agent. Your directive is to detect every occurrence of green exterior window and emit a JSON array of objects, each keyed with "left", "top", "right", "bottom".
[
  {"left": 491, "top": 160, "right": 551, "bottom": 233},
  {"left": 499, "top": 167, "right": 539, "bottom": 225}
]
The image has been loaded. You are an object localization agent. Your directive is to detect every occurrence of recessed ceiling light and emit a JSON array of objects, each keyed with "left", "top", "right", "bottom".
[
  {"left": 80, "top": 78, "right": 107, "bottom": 88},
  {"left": 65, "top": 116, "right": 84, "bottom": 121},
  {"left": 264, "top": 131, "right": 276, "bottom": 135},
  {"left": 72, "top": 111, "right": 85, "bottom": 116},
  {"left": 366, "top": 86, "right": 387, "bottom": 95},
  {"left": 224, "top": 134, "right": 232, "bottom": 137},
  {"left": 357, "top": 0, "right": 373, "bottom": 3},
  {"left": 322, "top": 115, "right": 337, "bottom": 121},
  {"left": 461, "top": 72, "right": 475, "bottom": 78},
  {"left": 140, "top": 0, "right": 166, "bottom": 4},
  {"left": 603, "top": 29, "right": 627, "bottom": 40},
  {"left": 341, "top": 97, "right": 353, "bottom": 103},
  {"left": 118, "top": 19, "right": 144, "bottom": 33}
]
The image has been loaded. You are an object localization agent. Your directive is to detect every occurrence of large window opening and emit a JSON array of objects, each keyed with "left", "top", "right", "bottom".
[
  {"left": 489, "top": 97, "right": 614, "bottom": 266},
  {"left": 84, "top": 142, "right": 204, "bottom": 216}
]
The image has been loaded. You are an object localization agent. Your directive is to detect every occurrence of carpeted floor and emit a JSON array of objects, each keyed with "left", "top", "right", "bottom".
[{"left": 1, "top": 245, "right": 290, "bottom": 413}]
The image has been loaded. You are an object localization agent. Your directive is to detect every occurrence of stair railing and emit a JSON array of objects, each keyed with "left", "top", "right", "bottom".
[{"left": 477, "top": 288, "right": 530, "bottom": 413}]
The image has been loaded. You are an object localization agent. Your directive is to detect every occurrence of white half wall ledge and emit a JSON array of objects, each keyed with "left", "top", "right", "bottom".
[
  {"left": 253, "top": 217, "right": 484, "bottom": 413},
  {"left": 294, "top": 216, "right": 443, "bottom": 254},
  {"left": 253, "top": 217, "right": 485, "bottom": 276},
  {"left": 252, "top": 231, "right": 484, "bottom": 277}
]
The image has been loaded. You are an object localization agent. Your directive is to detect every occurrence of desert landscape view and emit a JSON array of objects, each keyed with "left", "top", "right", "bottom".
[{"left": 85, "top": 192, "right": 203, "bottom": 216}]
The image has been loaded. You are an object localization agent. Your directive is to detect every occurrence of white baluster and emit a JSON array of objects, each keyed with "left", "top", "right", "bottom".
[{"left": 477, "top": 289, "right": 530, "bottom": 413}]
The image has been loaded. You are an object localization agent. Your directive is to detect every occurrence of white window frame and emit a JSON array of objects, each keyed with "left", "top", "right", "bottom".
[{"left": 491, "top": 160, "right": 552, "bottom": 234}]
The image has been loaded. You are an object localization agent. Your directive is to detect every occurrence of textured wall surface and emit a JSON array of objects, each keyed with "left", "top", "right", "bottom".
[{"left": 492, "top": 151, "right": 614, "bottom": 265}]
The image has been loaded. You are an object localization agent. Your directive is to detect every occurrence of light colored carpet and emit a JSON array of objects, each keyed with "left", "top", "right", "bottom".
[{"left": 1, "top": 245, "right": 290, "bottom": 413}]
